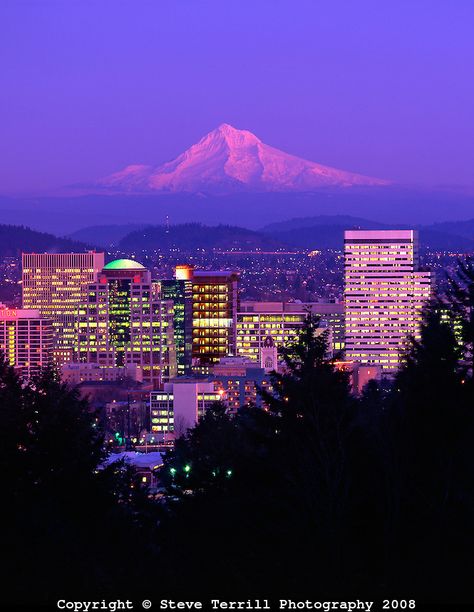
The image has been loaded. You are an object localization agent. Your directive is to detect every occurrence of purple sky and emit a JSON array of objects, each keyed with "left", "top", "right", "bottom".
[{"left": 1, "top": 0, "right": 474, "bottom": 194}]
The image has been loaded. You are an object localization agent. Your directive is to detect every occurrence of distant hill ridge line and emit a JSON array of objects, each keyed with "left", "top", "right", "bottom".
[
  {"left": 1, "top": 214, "right": 473, "bottom": 256},
  {"left": 76, "top": 217, "right": 474, "bottom": 252},
  {"left": 260, "top": 215, "right": 474, "bottom": 251},
  {"left": 0, "top": 223, "right": 94, "bottom": 257},
  {"left": 3, "top": 188, "right": 474, "bottom": 234}
]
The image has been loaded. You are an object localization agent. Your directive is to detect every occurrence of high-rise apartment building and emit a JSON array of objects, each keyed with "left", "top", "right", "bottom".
[
  {"left": 236, "top": 301, "right": 344, "bottom": 363},
  {"left": 0, "top": 304, "right": 53, "bottom": 379},
  {"left": 344, "top": 230, "right": 431, "bottom": 374},
  {"left": 191, "top": 269, "right": 239, "bottom": 371},
  {"left": 77, "top": 258, "right": 176, "bottom": 388},
  {"left": 22, "top": 251, "right": 105, "bottom": 363}
]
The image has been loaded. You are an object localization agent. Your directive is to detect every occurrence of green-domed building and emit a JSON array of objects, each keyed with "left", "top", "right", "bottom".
[{"left": 77, "top": 258, "right": 176, "bottom": 387}]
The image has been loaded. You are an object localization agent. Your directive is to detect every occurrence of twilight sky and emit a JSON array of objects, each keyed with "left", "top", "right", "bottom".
[{"left": 1, "top": 0, "right": 473, "bottom": 194}]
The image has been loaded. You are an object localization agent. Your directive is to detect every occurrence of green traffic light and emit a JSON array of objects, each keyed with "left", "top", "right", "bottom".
[{"left": 184, "top": 464, "right": 191, "bottom": 473}]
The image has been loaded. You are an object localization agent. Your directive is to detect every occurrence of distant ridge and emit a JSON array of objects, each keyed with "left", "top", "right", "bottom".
[
  {"left": 0, "top": 218, "right": 472, "bottom": 257},
  {"left": 262, "top": 215, "right": 474, "bottom": 252},
  {"left": 118, "top": 223, "right": 285, "bottom": 252},
  {"left": 66, "top": 224, "right": 147, "bottom": 247},
  {"left": 0, "top": 224, "right": 93, "bottom": 257},
  {"left": 261, "top": 215, "right": 385, "bottom": 233},
  {"left": 115, "top": 217, "right": 474, "bottom": 253},
  {"left": 89, "top": 124, "right": 390, "bottom": 195}
]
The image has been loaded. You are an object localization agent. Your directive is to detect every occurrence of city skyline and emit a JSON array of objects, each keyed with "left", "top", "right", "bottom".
[{"left": 12, "top": 237, "right": 431, "bottom": 383}]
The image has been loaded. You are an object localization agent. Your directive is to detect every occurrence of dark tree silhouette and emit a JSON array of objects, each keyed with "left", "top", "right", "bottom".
[
  {"left": 159, "top": 302, "right": 474, "bottom": 602},
  {"left": 1, "top": 359, "right": 158, "bottom": 603},
  {"left": 444, "top": 257, "right": 474, "bottom": 381},
  {"left": 159, "top": 314, "right": 360, "bottom": 596},
  {"left": 382, "top": 305, "right": 474, "bottom": 601}
]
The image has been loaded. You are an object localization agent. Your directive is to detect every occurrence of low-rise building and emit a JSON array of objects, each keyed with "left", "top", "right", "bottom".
[
  {"left": 334, "top": 360, "right": 382, "bottom": 395},
  {"left": 150, "top": 379, "right": 221, "bottom": 441},
  {"left": 61, "top": 362, "right": 143, "bottom": 385},
  {"left": 102, "top": 451, "right": 164, "bottom": 490},
  {"left": 237, "top": 300, "right": 344, "bottom": 363},
  {"left": 210, "top": 356, "right": 272, "bottom": 413},
  {"left": 0, "top": 304, "right": 53, "bottom": 379}
]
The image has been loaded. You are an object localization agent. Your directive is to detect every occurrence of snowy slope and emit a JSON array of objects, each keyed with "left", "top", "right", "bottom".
[{"left": 95, "top": 124, "right": 390, "bottom": 194}]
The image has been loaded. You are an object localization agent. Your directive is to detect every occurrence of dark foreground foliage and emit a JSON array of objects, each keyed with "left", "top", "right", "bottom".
[
  {"left": 1, "top": 364, "right": 159, "bottom": 603},
  {"left": 2, "top": 259, "right": 474, "bottom": 605}
]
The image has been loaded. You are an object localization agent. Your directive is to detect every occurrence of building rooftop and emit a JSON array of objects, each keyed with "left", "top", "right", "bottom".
[
  {"left": 344, "top": 229, "right": 416, "bottom": 241},
  {"left": 103, "top": 258, "right": 146, "bottom": 271},
  {"left": 102, "top": 451, "right": 163, "bottom": 470},
  {"left": 193, "top": 270, "right": 237, "bottom": 277},
  {"left": 239, "top": 301, "right": 343, "bottom": 314}
]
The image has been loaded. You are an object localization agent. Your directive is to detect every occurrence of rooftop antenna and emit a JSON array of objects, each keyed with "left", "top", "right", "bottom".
[{"left": 165, "top": 215, "right": 170, "bottom": 234}]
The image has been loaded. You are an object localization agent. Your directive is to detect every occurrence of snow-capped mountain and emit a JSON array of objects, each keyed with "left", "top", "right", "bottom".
[{"left": 94, "top": 124, "right": 390, "bottom": 194}]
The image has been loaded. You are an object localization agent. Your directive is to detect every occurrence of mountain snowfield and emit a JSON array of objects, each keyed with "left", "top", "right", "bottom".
[{"left": 95, "top": 124, "right": 390, "bottom": 194}]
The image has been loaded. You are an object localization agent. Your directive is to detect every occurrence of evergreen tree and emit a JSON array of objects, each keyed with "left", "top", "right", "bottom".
[
  {"left": 384, "top": 305, "right": 474, "bottom": 600},
  {"left": 260, "top": 313, "right": 355, "bottom": 522},
  {"left": 159, "top": 314, "right": 359, "bottom": 595},
  {"left": 163, "top": 402, "right": 241, "bottom": 493},
  {"left": 444, "top": 256, "right": 474, "bottom": 379},
  {"left": 0, "top": 358, "right": 158, "bottom": 603}
]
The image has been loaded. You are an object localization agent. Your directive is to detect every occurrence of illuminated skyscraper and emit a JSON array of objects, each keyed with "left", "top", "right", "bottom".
[
  {"left": 191, "top": 269, "right": 239, "bottom": 371},
  {"left": 22, "top": 251, "right": 104, "bottom": 363},
  {"left": 0, "top": 304, "right": 53, "bottom": 379},
  {"left": 344, "top": 230, "right": 431, "bottom": 374},
  {"left": 77, "top": 259, "right": 176, "bottom": 388},
  {"left": 159, "top": 265, "right": 239, "bottom": 373},
  {"left": 160, "top": 265, "right": 193, "bottom": 376}
]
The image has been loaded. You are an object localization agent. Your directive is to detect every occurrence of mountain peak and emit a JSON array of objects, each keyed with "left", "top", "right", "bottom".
[
  {"left": 93, "top": 125, "right": 390, "bottom": 194},
  {"left": 216, "top": 122, "right": 239, "bottom": 133},
  {"left": 209, "top": 123, "right": 262, "bottom": 147}
]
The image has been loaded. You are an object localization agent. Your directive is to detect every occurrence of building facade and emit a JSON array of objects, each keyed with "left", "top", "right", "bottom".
[
  {"left": 344, "top": 230, "right": 431, "bottom": 374},
  {"left": 22, "top": 251, "right": 104, "bottom": 363},
  {"left": 61, "top": 362, "right": 143, "bottom": 385},
  {"left": 334, "top": 360, "right": 382, "bottom": 395},
  {"left": 150, "top": 379, "right": 221, "bottom": 440},
  {"left": 160, "top": 265, "right": 193, "bottom": 376},
  {"left": 236, "top": 301, "right": 344, "bottom": 363},
  {"left": 77, "top": 258, "right": 176, "bottom": 388},
  {"left": 210, "top": 356, "right": 271, "bottom": 414},
  {"left": 191, "top": 269, "right": 239, "bottom": 371},
  {"left": 0, "top": 305, "right": 53, "bottom": 379}
]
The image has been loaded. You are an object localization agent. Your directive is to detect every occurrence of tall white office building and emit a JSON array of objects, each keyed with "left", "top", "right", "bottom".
[{"left": 344, "top": 230, "right": 431, "bottom": 374}]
